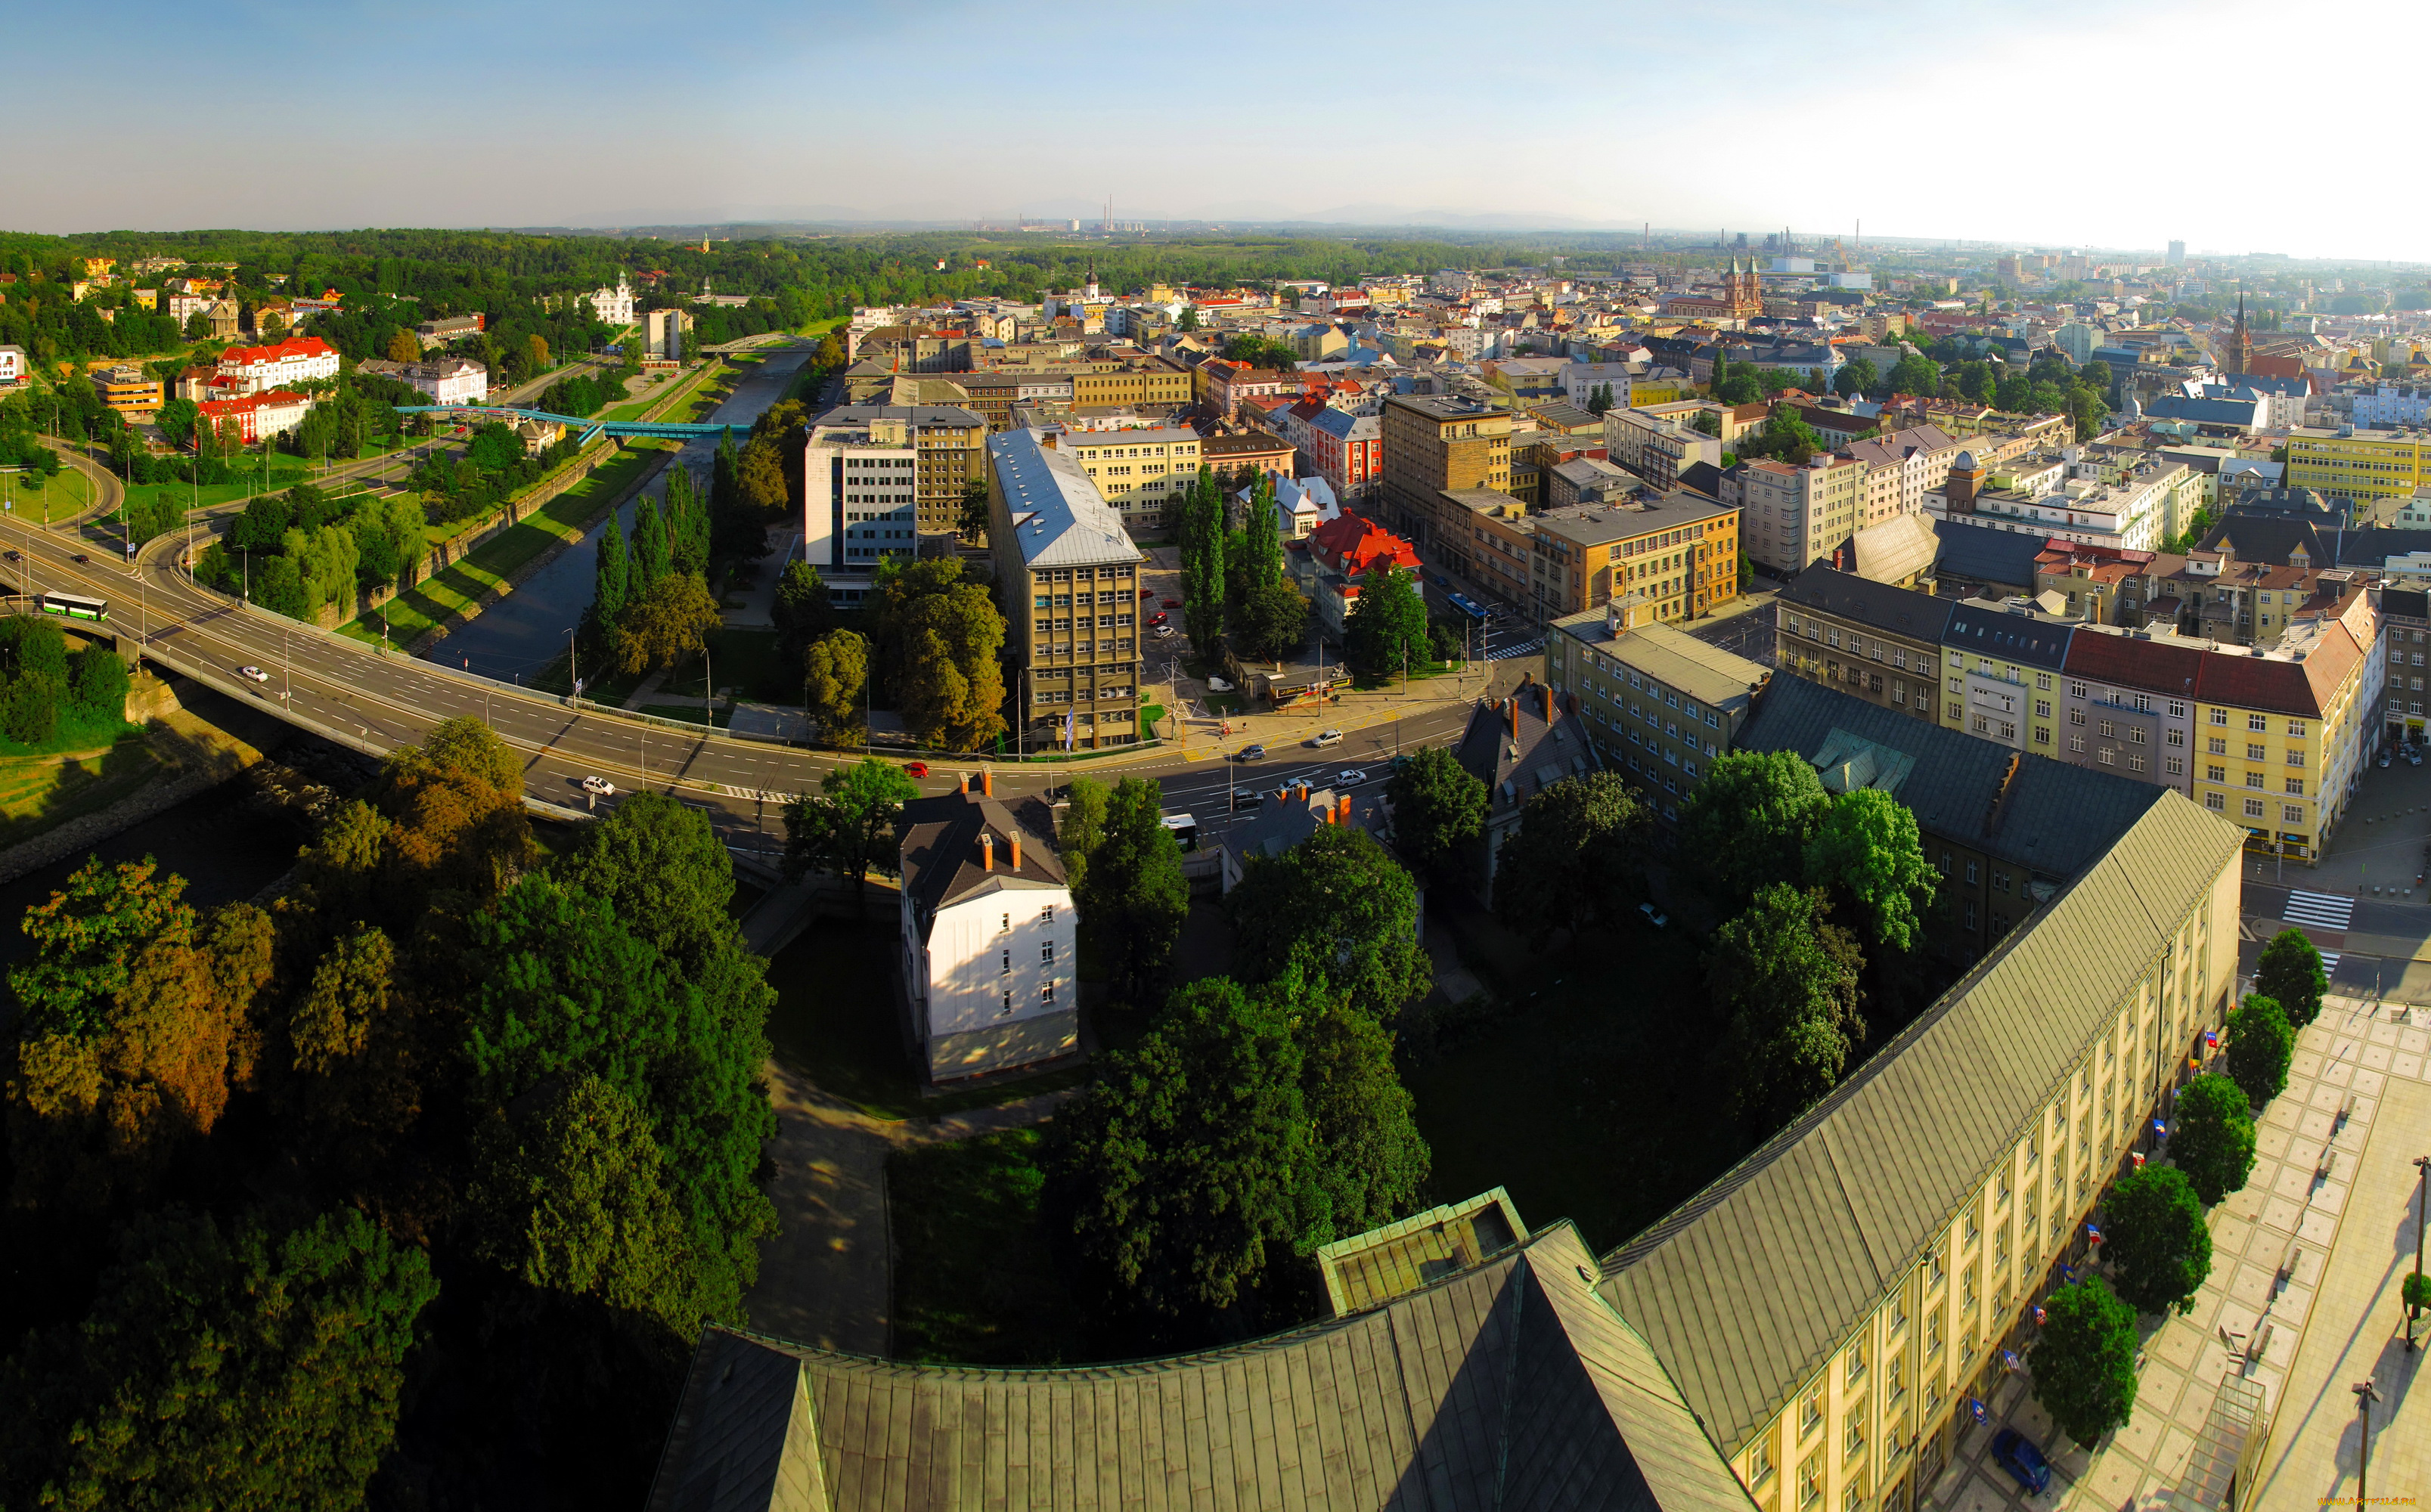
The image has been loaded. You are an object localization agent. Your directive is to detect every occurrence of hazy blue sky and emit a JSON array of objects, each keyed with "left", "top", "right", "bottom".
[{"left": 4, "top": 0, "right": 2416, "bottom": 260}]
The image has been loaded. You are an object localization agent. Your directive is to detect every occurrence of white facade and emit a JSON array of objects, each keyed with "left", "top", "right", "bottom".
[
  {"left": 213, "top": 336, "right": 341, "bottom": 394},
  {"left": 2353, "top": 385, "right": 2431, "bottom": 428},
  {"left": 408, "top": 358, "right": 488, "bottom": 406},
  {"left": 0, "top": 345, "right": 23, "bottom": 386},
  {"left": 904, "top": 880, "right": 1075, "bottom": 1075},
  {"left": 1562, "top": 361, "right": 1639, "bottom": 408},
  {"left": 588, "top": 271, "right": 636, "bottom": 327},
  {"left": 803, "top": 427, "right": 917, "bottom": 581}
]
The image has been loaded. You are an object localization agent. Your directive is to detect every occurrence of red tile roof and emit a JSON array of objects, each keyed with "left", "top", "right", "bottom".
[{"left": 218, "top": 336, "right": 335, "bottom": 367}]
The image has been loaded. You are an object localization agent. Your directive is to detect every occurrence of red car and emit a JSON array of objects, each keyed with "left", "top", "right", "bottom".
[
  {"left": 1161, "top": 597, "right": 1180, "bottom": 608},
  {"left": 1139, "top": 587, "right": 1155, "bottom": 600},
  {"left": 1149, "top": 612, "right": 1168, "bottom": 625},
  {"left": 904, "top": 761, "right": 929, "bottom": 779}
]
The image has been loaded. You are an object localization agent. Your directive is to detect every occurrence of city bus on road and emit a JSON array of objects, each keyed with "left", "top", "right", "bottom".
[{"left": 37, "top": 592, "right": 107, "bottom": 623}]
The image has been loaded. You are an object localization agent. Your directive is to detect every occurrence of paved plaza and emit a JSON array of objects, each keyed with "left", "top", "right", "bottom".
[{"left": 1927, "top": 994, "right": 2431, "bottom": 1512}]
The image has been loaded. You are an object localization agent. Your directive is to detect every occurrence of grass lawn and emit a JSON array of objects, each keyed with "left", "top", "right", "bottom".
[
  {"left": 0, "top": 727, "right": 164, "bottom": 847},
  {"left": 0, "top": 467, "right": 107, "bottom": 526},
  {"left": 601, "top": 359, "right": 725, "bottom": 424},
  {"left": 763, "top": 916, "right": 1090, "bottom": 1120},
  {"left": 339, "top": 442, "right": 668, "bottom": 647},
  {"left": 1402, "top": 902, "right": 1757, "bottom": 1255},
  {"left": 888, "top": 1129, "right": 1098, "bottom": 1365},
  {"left": 662, "top": 627, "right": 787, "bottom": 702},
  {"left": 118, "top": 454, "right": 324, "bottom": 526}
]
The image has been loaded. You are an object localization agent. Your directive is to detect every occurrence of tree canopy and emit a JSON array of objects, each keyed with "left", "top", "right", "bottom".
[
  {"left": 2103, "top": 1166, "right": 2212, "bottom": 1317},
  {"left": 1069, "top": 776, "right": 1188, "bottom": 1005},
  {"left": 2254, "top": 928, "right": 2327, "bottom": 1026},
  {"left": 1491, "top": 770, "right": 1652, "bottom": 943},
  {"left": 1674, "top": 751, "right": 1832, "bottom": 910},
  {"left": 1383, "top": 743, "right": 1487, "bottom": 884},
  {"left": 1803, "top": 787, "right": 1937, "bottom": 952},
  {"left": 2170, "top": 1073, "right": 2257, "bottom": 1206},
  {"left": 1225, "top": 823, "right": 1432, "bottom": 1021},
  {"left": 2224, "top": 993, "right": 2294, "bottom": 1108},
  {"left": 1343, "top": 563, "right": 1430, "bottom": 677},
  {"left": 1709, "top": 884, "right": 1865, "bottom": 1129},
  {"left": 2029, "top": 1277, "right": 2138, "bottom": 1447},
  {"left": 783, "top": 756, "right": 919, "bottom": 905}
]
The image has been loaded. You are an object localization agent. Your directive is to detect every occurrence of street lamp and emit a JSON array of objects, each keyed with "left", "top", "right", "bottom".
[
  {"left": 2410, "top": 1154, "right": 2430, "bottom": 1352},
  {"left": 2350, "top": 1379, "right": 2383, "bottom": 1512}
]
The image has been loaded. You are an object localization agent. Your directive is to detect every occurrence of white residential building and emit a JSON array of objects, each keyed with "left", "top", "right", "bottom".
[
  {"left": 896, "top": 779, "right": 1078, "bottom": 1082},
  {"left": 0, "top": 345, "right": 23, "bottom": 387},
  {"left": 1730, "top": 454, "right": 1868, "bottom": 575},
  {"left": 1562, "top": 361, "right": 1640, "bottom": 409},
  {"left": 392, "top": 357, "right": 488, "bottom": 406},
  {"left": 588, "top": 271, "right": 637, "bottom": 327},
  {"left": 212, "top": 336, "right": 341, "bottom": 394}
]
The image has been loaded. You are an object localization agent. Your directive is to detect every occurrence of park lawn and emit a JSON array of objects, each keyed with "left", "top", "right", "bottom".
[
  {"left": 0, "top": 727, "right": 163, "bottom": 847},
  {"left": 763, "top": 916, "right": 1090, "bottom": 1121},
  {"left": 888, "top": 1128, "right": 1099, "bottom": 1366},
  {"left": 662, "top": 627, "right": 787, "bottom": 702},
  {"left": 1401, "top": 902, "right": 1757, "bottom": 1255},
  {"left": 1, "top": 466, "right": 108, "bottom": 526},
  {"left": 338, "top": 442, "right": 668, "bottom": 647}
]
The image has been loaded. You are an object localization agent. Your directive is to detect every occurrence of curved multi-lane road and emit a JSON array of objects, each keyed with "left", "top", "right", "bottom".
[{"left": 4, "top": 444, "right": 1483, "bottom": 870}]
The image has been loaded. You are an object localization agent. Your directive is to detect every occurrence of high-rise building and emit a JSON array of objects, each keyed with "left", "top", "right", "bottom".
[
  {"left": 987, "top": 429, "right": 1146, "bottom": 752},
  {"left": 801, "top": 404, "right": 988, "bottom": 600},
  {"left": 1377, "top": 394, "right": 1512, "bottom": 565},
  {"left": 2167, "top": 239, "right": 2187, "bottom": 265}
]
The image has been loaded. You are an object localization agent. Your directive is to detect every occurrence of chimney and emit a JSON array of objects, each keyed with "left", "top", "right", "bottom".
[
  {"left": 1335, "top": 793, "right": 1352, "bottom": 826},
  {"left": 980, "top": 770, "right": 994, "bottom": 798},
  {"left": 1506, "top": 698, "right": 1519, "bottom": 738},
  {"left": 981, "top": 832, "right": 994, "bottom": 871},
  {"left": 1540, "top": 684, "right": 1555, "bottom": 723},
  {"left": 1009, "top": 831, "right": 1022, "bottom": 870},
  {"left": 1295, "top": 781, "right": 1309, "bottom": 804},
  {"left": 959, "top": 772, "right": 970, "bottom": 795}
]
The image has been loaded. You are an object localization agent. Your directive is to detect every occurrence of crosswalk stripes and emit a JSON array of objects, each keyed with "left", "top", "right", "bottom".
[
  {"left": 2317, "top": 951, "right": 2343, "bottom": 980},
  {"left": 2280, "top": 889, "right": 2355, "bottom": 930},
  {"left": 1487, "top": 638, "right": 1544, "bottom": 662}
]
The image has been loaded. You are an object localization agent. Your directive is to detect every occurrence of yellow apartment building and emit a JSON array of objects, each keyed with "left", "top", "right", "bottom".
[{"left": 2284, "top": 424, "right": 2431, "bottom": 501}]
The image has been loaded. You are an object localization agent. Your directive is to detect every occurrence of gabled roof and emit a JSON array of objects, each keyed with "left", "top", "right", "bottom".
[
  {"left": 896, "top": 789, "right": 1065, "bottom": 935},
  {"left": 647, "top": 1221, "right": 1760, "bottom": 1512},
  {"left": 1931, "top": 518, "right": 2049, "bottom": 592},
  {"left": 1600, "top": 784, "right": 2238, "bottom": 1456},
  {"left": 1456, "top": 682, "right": 1595, "bottom": 816}
]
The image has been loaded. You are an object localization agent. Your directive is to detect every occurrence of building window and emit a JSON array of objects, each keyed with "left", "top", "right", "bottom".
[
  {"left": 1040, "top": 981, "right": 1056, "bottom": 1004},
  {"left": 1800, "top": 1454, "right": 1824, "bottom": 1510},
  {"left": 2248, "top": 713, "right": 2267, "bottom": 732},
  {"left": 2247, "top": 772, "right": 2265, "bottom": 789},
  {"left": 1001, "top": 950, "right": 1011, "bottom": 975},
  {"left": 2244, "top": 798, "right": 2266, "bottom": 818},
  {"left": 2070, "top": 682, "right": 2087, "bottom": 699},
  {"left": 1847, "top": 1340, "right": 1868, "bottom": 1385},
  {"left": 2246, "top": 742, "right": 2265, "bottom": 761},
  {"left": 2167, "top": 756, "right": 2184, "bottom": 776},
  {"left": 1803, "top": 1388, "right": 1825, "bottom": 1439},
  {"left": 1845, "top": 1403, "right": 1867, "bottom": 1464},
  {"left": 2211, "top": 708, "right": 2228, "bottom": 726},
  {"left": 2284, "top": 804, "right": 2305, "bottom": 823},
  {"left": 2070, "top": 708, "right": 2086, "bottom": 726}
]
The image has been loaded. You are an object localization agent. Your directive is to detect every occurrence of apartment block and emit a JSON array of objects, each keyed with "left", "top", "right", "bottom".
[
  {"left": 1775, "top": 568, "right": 1952, "bottom": 721},
  {"left": 1531, "top": 489, "right": 1741, "bottom": 624},
  {"left": 1546, "top": 607, "right": 1767, "bottom": 820},
  {"left": 1601, "top": 406, "right": 1721, "bottom": 491},
  {"left": 1734, "top": 453, "right": 1867, "bottom": 575},
  {"left": 2285, "top": 424, "right": 2431, "bottom": 502},
  {"left": 802, "top": 404, "right": 988, "bottom": 593},
  {"left": 1043, "top": 426, "right": 1201, "bottom": 529},
  {"left": 1378, "top": 394, "right": 1512, "bottom": 556},
  {"left": 90, "top": 364, "right": 163, "bottom": 414},
  {"left": 987, "top": 429, "right": 1145, "bottom": 752},
  {"left": 1940, "top": 599, "right": 2076, "bottom": 752}
]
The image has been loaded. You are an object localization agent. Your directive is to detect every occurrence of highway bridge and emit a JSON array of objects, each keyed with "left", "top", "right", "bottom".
[{"left": 11, "top": 440, "right": 1481, "bottom": 872}]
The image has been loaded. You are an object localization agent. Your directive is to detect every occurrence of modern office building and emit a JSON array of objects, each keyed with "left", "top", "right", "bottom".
[
  {"left": 802, "top": 404, "right": 989, "bottom": 575},
  {"left": 987, "top": 429, "right": 1146, "bottom": 752}
]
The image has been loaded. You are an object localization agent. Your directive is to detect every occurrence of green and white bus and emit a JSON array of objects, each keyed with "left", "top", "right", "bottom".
[{"left": 37, "top": 592, "right": 108, "bottom": 623}]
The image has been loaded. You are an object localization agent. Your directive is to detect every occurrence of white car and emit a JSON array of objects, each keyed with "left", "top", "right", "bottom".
[
  {"left": 1311, "top": 729, "right": 1344, "bottom": 748},
  {"left": 237, "top": 665, "right": 269, "bottom": 684},
  {"left": 1338, "top": 768, "right": 1368, "bottom": 785},
  {"left": 581, "top": 774, "right": 616, "bottom": 796}
]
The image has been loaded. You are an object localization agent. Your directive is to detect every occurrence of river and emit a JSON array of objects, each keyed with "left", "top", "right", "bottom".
[{"left": 430, "top": 348, "right": 812, "bottom": 685}]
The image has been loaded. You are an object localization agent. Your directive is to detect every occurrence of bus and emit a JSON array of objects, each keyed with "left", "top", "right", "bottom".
[
  {"left": 37, "top": 593, "right": 107, "bottom": 623},
  {"left": 1159, "top": 813, "right": 1199, "bottom": 852}
]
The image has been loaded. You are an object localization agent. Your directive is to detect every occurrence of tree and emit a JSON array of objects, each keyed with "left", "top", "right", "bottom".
[
  {"left": 2225, "top": 993, "right": 2294, "bottom": 1108},
  {"left": 1710, "top": 884, "right": 1865, "bottom": 1128},
  {"left": 373, "top": 717, "right": 535, "bottom": 908},
  {"left": 0, "top": 1207, "right": 436, "bottom": 1511},
  {"left": 1343, "top": 563, "right": 1429, "bottom": 678},
  {"left": 2255, "top": 928, "right": 2327, "bottom": 1026},
  {"left": 1077, "top": 776, "right": 1189, "bottom": 1005},
  {"left": 1585, "top": 383, "right": 1614, "bottom": 417},
  {"left": 464, "top": 875, "right": 775, "bottom": 1325},
  {"left": 1491, "top": 770, "right": 1653, "bottom": 943},
  {"left": 1179, "top": 466, "right": 1224, "bottom": 648},
  {"left": 2104, "top": 1166, "right": 2212, "bottom": 1317},
  {"left": 384, "top": 328, "right": 421, "bottom": 363},
  {"left": 613, "top": 572, "right": 721, "bottom": 678},
  {"left": 553, "top": 789, "right": 740, "bottom": 972},
  {"left": 70, "top": 643, "right": 129, "bottom": 723},
  {"left": 468, "top": 1073, "right": 710, "bottom": 1346},
  {"left": 2029, "top": 1277, "right": 2139, "bottom": 1447},
  {"left": 956, "top": 479, "right": 991, "bottom": 543},
  {"left": 1232, "top": 578, "right": 1310, "bottom": 662},
  {"left": 1047, "top": 977, "right": 1311, "bottom": 1330},
  {"left": 591, "top": 513, "right": 629, "bottom": 633},
  {"left": 1674, "top": 750, "right": 1833, "bottom": 909},
  {"left": 1384, "top": 743, "right": 1487, "bottom": 884},
  {"left": 9, "top": 854, "right": 192, "bottom": 1040},
  {"left": 1056, "top": 773, "right": 1112, "bottom": 898},
  {"left": 897, "top": 582, "right": 1006, "bottom": 752},
  {"left": 2170, "top": 1073, "right": 2258, "bottom": 1206},
  {"left": 803, "top": 628, "right": 869, "bottom": 742},
  {"left": 736, "top": 434, "right": 788, "bottom": 518},
  {"left": 0, "top": 614, "right": 68, "bottom": 745},
  {"left": 1225, "top": 823, "right": 1432, "bottom": 1021},
  {"left": 771, "top": 559, "right": 833, "bottom": 668},
  {"left": 1832, "top": 357, "right": 1879, "bottom": 398},
  {"left": 1885, "top": 352, "right": 1941, "bottom": 397},
  {"left": 1803, "top": 787, "right": 1937, "bottom": 952},
  {"left": 1293, "top": 972, "right": 1429, "bottom": 1243},
  {"left": 1176, "top": 304, "right": 1200, "bottom": 333},
  {"left": 783, "top": 755, "right": 919, "bottom": 906}
]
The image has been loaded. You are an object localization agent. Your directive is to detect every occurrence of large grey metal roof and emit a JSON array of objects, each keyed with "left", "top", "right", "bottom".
[
  {"left": 647, "top": 1221, "right": 1760, "bottom": 1512},
  {"left": 1598, "top": 792, "right": 2243, "bottom": 1456},
  {"left": 988, "top": 429, "right": 1145, "bottom": 570}
]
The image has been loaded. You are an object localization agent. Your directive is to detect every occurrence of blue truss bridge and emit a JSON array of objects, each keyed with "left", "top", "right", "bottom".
[{"left": 395, "top": 405, "right": 733, "bottom": 448}]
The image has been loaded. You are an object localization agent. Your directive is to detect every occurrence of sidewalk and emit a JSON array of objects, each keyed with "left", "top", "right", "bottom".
[{"left": 1925, "top": 992, "right": 2431, "bottom": 1511}]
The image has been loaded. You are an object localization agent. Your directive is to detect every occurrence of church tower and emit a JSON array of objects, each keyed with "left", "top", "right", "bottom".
[{"left": 2228, "top": 290, "right": 2252, "bottom": 376}]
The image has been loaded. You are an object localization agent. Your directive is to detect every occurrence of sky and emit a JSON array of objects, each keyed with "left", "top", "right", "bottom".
[{"left": 5, "top": 0, "right": 2423, "bottom": 262}]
